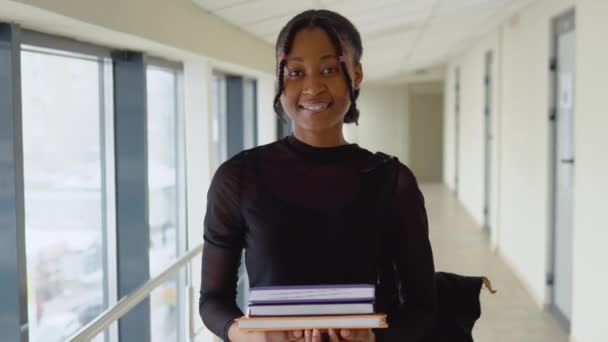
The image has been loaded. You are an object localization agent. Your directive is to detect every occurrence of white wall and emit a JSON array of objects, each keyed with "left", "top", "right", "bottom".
[
  {"left": 570, "top": 1, "right": 608, "bottom": 341},
  {"left": 444, "top": 0, "right": 608, "bottom": 341},
  {"left": 346, "top": 82, "right": 446, "bottom": 181},
  {"left": 345, "top": 83, "right": 410, "bottom": 164},
  {"left": 408, "top": 83, "right": 444, "bottom": 183}
]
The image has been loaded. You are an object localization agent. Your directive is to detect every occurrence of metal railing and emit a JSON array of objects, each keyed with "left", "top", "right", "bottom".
[{"left": 67, "top": 243, "right": 204, "bottom": 342}]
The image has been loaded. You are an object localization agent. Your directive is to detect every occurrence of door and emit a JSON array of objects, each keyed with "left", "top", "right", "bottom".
[
  {"left": 483, "top": 52, "right": 494, "bottom": 231},
  {"left": 552, "top": 9, "right": 576, "bottom": 329},
  {"left": 454, "top": 68, "right": 461, "bottom": 194}
]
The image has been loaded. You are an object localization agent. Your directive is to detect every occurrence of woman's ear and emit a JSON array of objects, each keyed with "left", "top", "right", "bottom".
[{"left": 353, "top": 63, "right": 363, "bottom": 90}]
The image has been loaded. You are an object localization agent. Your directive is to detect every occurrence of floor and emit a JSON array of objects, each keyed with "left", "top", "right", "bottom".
[{"left": 422, "top": 184, "right": 570, "bottom": 342}]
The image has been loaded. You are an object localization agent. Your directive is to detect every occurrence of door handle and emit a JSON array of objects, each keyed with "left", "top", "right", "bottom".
[{"left": 560, "top": 158, "right": 575, "bottom": 164}]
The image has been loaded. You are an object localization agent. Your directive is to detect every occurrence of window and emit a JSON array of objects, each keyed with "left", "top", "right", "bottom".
[
  {"left": 212, "top": 73, "right": 228, "bottom": 167},
  {"left": 212, "top": 72, "right": 258, "bottom": 164},
  {"left": 242, "top": 78, "right": 258, "bottom": 150},
  {"left": 21, "top": 46, "right": 113, "bottom": 342}
]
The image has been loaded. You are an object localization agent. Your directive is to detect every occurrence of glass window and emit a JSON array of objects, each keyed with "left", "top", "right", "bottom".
[
  {"left": 212, "top": 73, "right": 258, "bottom": 164},
  {"left": 212, "top": 73, "right": 228, "bottom": 167},
  {"left": 243, "top": 78, "right": 257, "bottom": 150},
  {"left": 146, "top": 65, "right": 182, "bottom": 342},
  {"left": 21, "top": 46, "right": 111, "bottom": 342}
]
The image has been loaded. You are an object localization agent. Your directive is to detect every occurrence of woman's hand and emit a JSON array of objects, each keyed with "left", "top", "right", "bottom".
[
  {"left": 303, "top": 329, "right": 375, "bottom": 342},
  {"left": 227, "top": 322, "right": 305, "bottom": 341}
]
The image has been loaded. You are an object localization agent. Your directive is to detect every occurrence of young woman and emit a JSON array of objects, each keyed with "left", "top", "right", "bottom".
[{"left": 200, "top": 9, "right": 437, "bottom": 342}]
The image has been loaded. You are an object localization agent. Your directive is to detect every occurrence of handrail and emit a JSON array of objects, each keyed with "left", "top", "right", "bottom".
[{"left": 67, "top": 243, "right": 204, "bottom": 342}]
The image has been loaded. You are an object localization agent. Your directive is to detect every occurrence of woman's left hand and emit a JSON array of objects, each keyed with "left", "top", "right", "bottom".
[{"left": 304, "top": 329, "right": 375, "bottom": 342}]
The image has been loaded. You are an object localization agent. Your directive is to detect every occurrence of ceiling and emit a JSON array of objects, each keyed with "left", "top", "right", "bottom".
[{"left": 192, "top": 0, "right": 536, "bottom": 82}]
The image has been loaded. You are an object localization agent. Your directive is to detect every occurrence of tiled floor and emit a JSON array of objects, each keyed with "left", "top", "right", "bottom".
[{"left": 422, "top": 184, "right": 570, "bottom": 342}]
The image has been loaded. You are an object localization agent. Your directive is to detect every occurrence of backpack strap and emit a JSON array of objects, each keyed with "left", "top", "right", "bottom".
[{"left": 360, "top": 151, "right": 397, "bottom": 173}]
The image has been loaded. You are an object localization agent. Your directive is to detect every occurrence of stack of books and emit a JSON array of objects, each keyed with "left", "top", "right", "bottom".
[{"left": 236, "top": 284, "right": 388, "bottom": 331}]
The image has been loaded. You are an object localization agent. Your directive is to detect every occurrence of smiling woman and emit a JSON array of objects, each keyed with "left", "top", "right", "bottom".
[
  {"left": 199, "top": 9, "right": 437, "bottom": 342},
  {"left": 273, "top": 11, "right": 363, "bottom": 148},
  {"left": 278, "top": 27, "right": 362, "bottom": 142}
]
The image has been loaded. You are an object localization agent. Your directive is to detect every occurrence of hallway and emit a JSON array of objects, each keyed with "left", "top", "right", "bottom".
[{"left": 423, "top": 184, "right": 569, "bottom": 342}]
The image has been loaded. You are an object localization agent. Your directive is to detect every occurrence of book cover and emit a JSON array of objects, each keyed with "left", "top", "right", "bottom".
[
  {"left": 236, "top": 314, "right": 388, "bottom": 331},
  {"left": 249, "top": 284, "right": 375, "bottom": 305}
]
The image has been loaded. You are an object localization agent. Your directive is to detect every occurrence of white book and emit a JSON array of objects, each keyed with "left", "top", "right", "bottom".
[
  {"left": 247, "top": 302, "right": 374, "bottom": 316},
  {"left": 249, "top": 284, "right": 375, "bottom": 304},
  {"left": 236, "top": 314, "right": 388, "bottom": 331}
]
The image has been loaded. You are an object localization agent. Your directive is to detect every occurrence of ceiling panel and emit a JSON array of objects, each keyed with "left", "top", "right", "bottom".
[
  {"left": 191, "top": 0, "right": 253, "bottom": 12},
  {"left": 438, "top": 0, "right": 509, "bottom": 12},
  {"left": 365, "top": 30, "right": 418, "bottom": 51},
  {"left": 245, "top": 13, "right": 296, "bottom": 38},
  {"left": 192, "top": 0, "right": 538, "bottom": 82},
  {"left": 352, "top": 9, "right": 430, "bottom": 35},
  {"left": 332, "top": 0, "right": 430, "bottom": 20},
  {"left": 214, "top": 0, "right": 313, "bottom": 26}
]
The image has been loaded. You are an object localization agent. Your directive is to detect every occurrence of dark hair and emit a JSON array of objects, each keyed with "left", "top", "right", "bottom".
[{"left": 273, "top": 9, "right": 363, "bottom": 125}]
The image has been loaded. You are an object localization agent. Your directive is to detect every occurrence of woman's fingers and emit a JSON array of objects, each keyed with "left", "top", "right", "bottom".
[
  {"left": 304, "top": 329, "right": 324, "bottom": 342},
  {"left": 328, "top": 329, "right": 341, "bottom": 342},
  {"left": 264, "top": 330, "right": 304, "bottom": 342},
  {"left": 313, "top": 329, "right": 323, "bottom": 342},
  {"left": 265, "top": 328, "right": 374, "bottom": 342},
  {"left": 288, "top": 330, "right": 304, "bottom": 341},
  {"left": 339, "top": 329, "right": 375, "bottom": 341},
  {"left": 304, "top": 329, "right": 312, "bottom": 342}
]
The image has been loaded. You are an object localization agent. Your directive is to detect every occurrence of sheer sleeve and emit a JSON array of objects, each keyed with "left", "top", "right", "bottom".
[
  {"left": 199, "top": 153, "right": 246, "bottom": 341},
  {"left": 376, "top": 163, "right": 437, "bottom": 341}
]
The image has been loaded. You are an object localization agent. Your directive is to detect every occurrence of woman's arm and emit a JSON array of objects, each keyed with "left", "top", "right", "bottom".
[
  {"left": 200, "top": 153, "right": 307, "bottom": 342},
  {"left": 376, "top": 163, "right": 437, "bottom": 341},
  {"left": 199, "top": 155, "right": 247, "bottom": 340}
]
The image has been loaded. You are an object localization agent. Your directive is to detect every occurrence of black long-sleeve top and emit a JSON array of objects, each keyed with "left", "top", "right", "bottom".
[{"left": 199, "top": 135, "right": 437, "bottom": 341}]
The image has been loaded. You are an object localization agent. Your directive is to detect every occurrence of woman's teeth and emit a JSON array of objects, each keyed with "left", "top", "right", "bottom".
[{"left": 301, "top": 103, "right": 328, "bottom": 111}]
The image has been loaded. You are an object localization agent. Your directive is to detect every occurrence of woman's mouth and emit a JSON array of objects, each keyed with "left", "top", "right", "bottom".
[{"left": 299, "top": 102, "right": 330, "bottom": 113}]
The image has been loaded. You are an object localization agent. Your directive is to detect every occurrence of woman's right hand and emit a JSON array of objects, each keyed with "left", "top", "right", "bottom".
[{"left": 227, "top": 322, "right": 305, "bottom": 341}]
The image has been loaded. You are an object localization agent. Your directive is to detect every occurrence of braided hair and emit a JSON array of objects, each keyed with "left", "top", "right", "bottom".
[{"left": 273, "top": 9, "right": 363, "bottom": 125}]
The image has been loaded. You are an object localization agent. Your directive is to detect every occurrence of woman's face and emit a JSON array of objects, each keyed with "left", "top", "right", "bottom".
[{"left": 279, "top": 27, "right": 363, "bottom": 134}]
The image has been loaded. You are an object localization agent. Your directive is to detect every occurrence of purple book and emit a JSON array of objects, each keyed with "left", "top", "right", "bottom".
[{"left": 249, "top": 284, "right": 375, "bottom": 305}]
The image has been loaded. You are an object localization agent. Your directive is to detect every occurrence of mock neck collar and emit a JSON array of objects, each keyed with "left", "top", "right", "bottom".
[{"left": 285, "top": 134, "right": 359, "bottom": 162}]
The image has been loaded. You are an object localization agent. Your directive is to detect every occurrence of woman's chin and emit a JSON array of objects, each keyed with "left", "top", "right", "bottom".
[{"left": 294, "top": 119, "right": 345, "bottom": 133}]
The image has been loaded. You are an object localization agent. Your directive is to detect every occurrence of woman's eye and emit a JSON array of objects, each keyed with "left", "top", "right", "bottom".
[
  {"left": 322, "top": 67, "right": 338, "bottom": 75},
  {"left": 288, "top": 70, "right": 303, "bottom": 77}
]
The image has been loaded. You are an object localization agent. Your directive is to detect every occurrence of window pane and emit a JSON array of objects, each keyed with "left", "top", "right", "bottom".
[
  {"left": 147, "top": 66, "right": 179, "bottom": 342},
  {"left": 212, "top": 73, "right": 228, "bottom": 166},
  {"left": 21, "top": 48, "right": 108, "bottom": 342},
  {"left": 243, "top": 79, "right": 257, "bottom": 150}
]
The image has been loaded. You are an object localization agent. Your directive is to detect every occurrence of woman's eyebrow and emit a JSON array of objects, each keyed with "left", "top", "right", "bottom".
[
  {"left": 320, "top": 54, "right": 338, "bottom": 61},
  {"left": 287, "top": 54, "right": 338, "bottom": 62}
]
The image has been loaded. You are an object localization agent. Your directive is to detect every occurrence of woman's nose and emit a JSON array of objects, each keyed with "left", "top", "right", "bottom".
[{"left": 302, "top": 74, "right": 327, "bottom": 96}]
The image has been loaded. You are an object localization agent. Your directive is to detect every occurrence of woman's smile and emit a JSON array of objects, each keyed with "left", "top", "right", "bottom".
[{"left": 299, "top": 101, "right": 332, "bottom": 113}]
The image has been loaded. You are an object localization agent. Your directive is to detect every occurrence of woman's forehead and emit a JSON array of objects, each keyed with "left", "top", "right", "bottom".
[{"left": 280, "top": 27, "right": 352, "bottom": 61}]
